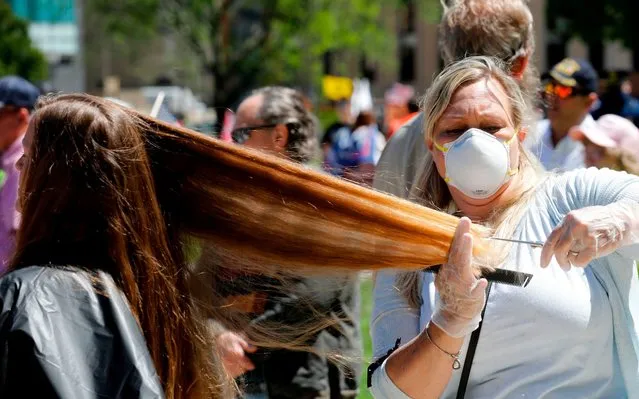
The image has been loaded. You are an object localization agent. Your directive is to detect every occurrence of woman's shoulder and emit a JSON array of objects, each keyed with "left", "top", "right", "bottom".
[
  {"left": 0, "top": 266, "right": 163, "bottom": 397},
  {"left": 1, "top": 266, "right": 91, "bottom": 295},
  {"left": 0, "top": 266, "right": 106, "bottom": 316},
  {"left": 536, "top": 167, "right": 639, "bottom": 208}
]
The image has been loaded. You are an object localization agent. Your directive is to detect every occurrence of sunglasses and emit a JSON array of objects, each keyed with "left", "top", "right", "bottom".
[
  {"left": 231, "top": 123, "right": 300, "bottom": 144},
  {"left": 543, "top": 82, "right": 587, "bottom": 100},
  {"left": 231, "top": 124, "right": 277, "bottom": 144}
]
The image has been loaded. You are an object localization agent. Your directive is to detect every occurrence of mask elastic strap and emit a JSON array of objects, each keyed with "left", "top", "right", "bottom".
[
  {"left": 505, "top": 129, "right": 519, "bottom": 176},
  {"left": 433, "top": 141, "right": 448, "bottom": 153},
  {"left": 432, "top": 141, "right": 452, "bottom": 182}
]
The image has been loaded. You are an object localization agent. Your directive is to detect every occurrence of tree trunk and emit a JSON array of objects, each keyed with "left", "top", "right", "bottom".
[
  {"left": 547, "top": 37, "right": 567, "bottom": 69},
  {"left": 588, "top": 40, "right": 604, "bottom": 75}
]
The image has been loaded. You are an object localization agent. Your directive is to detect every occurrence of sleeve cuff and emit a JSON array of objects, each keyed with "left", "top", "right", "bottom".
[{"left": 369, "top": 358, "right": 413, "bottom": 399}]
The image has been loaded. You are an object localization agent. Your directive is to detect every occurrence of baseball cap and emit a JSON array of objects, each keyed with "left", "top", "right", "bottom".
[
  {"left": 570, "top": 114, "right": 639, "bottom": 151},
  {"left": 0, "top": 76, "right": 40, "bottom": 111},
  {"left": 549, "top": 58, "right": 599, "bottom": 94}
]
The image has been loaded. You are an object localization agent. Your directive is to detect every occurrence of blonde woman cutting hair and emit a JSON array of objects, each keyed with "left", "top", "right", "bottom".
[{"left": 370, "top": 57, "right": 639, "bottom": 398}]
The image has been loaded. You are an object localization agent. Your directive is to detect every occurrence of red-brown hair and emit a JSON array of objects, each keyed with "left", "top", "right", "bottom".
[
  {"left": 12, "top": 93, "right": 494, "bottom": 397},
  {"left": 13, "top": 94, "right": 224, "bottom": 398}
]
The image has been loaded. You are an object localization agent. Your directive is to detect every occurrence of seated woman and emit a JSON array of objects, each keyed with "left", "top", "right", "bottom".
[
  {"left": 0, "top": 95, "right": 225, "bottom": 398},
  {"left": 569, "top": 113, "right": 639, "bottom": 174},
  {"left": 0, "top": 92, "right": 485, "bottom": 398},
  {"left": 370, "top": 57, "right": 639, "bottom": 398}
]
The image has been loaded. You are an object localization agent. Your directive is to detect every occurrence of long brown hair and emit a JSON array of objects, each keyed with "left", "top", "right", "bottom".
[
  {"left": 12, "top": 93, "right": 496, "bottom": 397},
  {"left": 13, "top": 94, "right": 224, "bottom": 398}
]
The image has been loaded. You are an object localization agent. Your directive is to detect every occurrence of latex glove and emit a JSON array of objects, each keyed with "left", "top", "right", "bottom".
[
  {"left": 216, "top": 331, "right": 257, "bottom": 378},
  {"left": 431, "top": 217, "right": 489, "bottom": 338},
  {"left": 541, "top": 200, "right": 639, "bottom": 269}
]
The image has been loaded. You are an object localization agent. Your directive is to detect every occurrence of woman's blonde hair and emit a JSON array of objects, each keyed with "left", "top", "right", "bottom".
[{"left": 397, "top": 56, "right": 544, "bottom": 307}]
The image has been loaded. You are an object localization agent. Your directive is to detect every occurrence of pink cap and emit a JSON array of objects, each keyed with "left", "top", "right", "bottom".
[
  {"left": 385, "top": 83, "right": 415, "bottom": 106},
  {"left": 570, "top": 114, "right": 639, "bottom": 150}
]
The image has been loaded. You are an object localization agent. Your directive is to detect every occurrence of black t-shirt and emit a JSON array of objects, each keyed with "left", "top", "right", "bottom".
[{"left": 240, "top": 276, "right": 361, "bottom": 398}]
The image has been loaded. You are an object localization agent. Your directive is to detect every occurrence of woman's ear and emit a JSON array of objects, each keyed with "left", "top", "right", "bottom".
[
  {"left": 510, "top": 53, "right": 530, "bottom": 80},
  {"left": 426, "top": 137, "right": 434, "bottom": 153},
  {"left": 517, "top": 127, "right": 528, "bottom": 143},
  {"left": 272, "top": 124, "right": 289, "bottom": 152}
]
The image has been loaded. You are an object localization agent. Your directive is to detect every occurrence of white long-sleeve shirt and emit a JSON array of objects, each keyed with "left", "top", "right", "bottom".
[{"left": 525, "top": 117, "right": 590, "bottom": 172}]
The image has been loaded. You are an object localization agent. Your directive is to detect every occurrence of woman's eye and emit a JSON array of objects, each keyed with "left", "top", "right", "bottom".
[
  {"left": 483, "top": 126, "right": 502, "bottom": 134},
  {"left": 443, "top": 129, "right": 465, "bottom": 136}
]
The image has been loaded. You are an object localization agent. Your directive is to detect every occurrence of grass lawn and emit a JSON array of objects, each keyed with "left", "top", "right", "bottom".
[{"left": 358, "top": 275, "right": 374, "bottom": 399}]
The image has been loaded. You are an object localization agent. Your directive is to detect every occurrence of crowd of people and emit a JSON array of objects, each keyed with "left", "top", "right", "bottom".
[{"left": 0, "top": 0, "right": 639, "bottom": 398}]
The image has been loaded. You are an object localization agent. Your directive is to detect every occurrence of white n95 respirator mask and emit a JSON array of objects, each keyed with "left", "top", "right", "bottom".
[{"left": 433, "top": 128, "right": 518, "bottom": 199}]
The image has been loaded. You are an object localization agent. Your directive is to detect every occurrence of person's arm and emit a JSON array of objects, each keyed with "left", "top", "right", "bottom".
[
  {"left": 541, "top": 168, "right": 639, "bottom": 267},
  {"left": 369, "top": 268, "right": 421, "bottom": 398},
  {"left": 371, "top": 218, "right": 488, "bottom": 398},
  {"left": 0, "top": 165, "right": 20, "bottom": 268},
  {"left": 376, "top": 324, "right": 464, "bottom": 398},
  {"left": 370, "top": 272, "right": 420, "bottom": 361}
]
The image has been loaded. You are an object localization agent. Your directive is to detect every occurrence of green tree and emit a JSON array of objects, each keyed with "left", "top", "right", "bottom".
[
  {"left": 606, "top": 0, "right": 639, "bottom": 68},
  {"left": 546, "top": 0, "right": 608, "bottom": 71},
  {"left": 546, "top": 0, "right": 639, "bottom": 71},
  {"left": 0, "top": 2, "right": 48, "bottom": 82},
  {"left": 92, "top": 0, "right": 439, "bottom": 108}
]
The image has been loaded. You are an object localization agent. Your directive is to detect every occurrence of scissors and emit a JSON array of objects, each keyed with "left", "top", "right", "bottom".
[
  {"left": 490, "top": 237, "right": 545, "bottom": 248},
  {"left": 491, "top": 237, "right": 580, "bottom": 255}
]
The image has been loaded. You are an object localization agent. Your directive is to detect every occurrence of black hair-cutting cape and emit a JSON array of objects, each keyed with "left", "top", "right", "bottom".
[{"left": 0, "top": 266, "right": 163, "bottom": 398}]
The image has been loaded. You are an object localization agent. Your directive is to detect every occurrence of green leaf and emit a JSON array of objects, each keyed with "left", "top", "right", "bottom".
[{"left": 0, "top": 3, "right": 47, "bottom": 82}]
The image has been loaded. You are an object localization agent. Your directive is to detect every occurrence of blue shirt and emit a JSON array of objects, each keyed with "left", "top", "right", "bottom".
[
  {"left": 325, "top": 125, "right": 383, "bottom": 177},
  {"left": 371, "top": 168, "right": 639, "bottom": 398}
]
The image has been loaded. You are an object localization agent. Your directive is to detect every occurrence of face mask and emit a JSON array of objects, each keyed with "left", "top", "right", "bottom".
[{"left": 433, "top": 128, "right": 518, "bottom": 199}]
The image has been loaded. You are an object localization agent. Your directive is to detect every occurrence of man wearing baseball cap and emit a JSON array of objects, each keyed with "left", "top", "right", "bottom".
[
  {"left": 0, "top": 76, "right": 40, "bottom": 271},
  {"left": 528, "top": 57, "right": 600, "bottom": 171}
]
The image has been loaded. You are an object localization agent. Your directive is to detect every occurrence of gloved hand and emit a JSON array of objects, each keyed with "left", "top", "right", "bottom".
[
  {"left": 431, "top": 217, "right": 489, "bottom": 338},
  {"left": 541, "top": 200, "right": 639, "bottom": 269}
]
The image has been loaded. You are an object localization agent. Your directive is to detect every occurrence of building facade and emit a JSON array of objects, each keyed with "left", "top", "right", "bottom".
[
  {"left": 7, "top": 0, "right": 85, "bottom": 92},
  {"left": 350, "top": 0, "right": 636, "bottom": 99}
]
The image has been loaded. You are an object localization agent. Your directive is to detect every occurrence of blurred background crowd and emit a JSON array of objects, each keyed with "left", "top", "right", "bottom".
[{"left": 3, "top": 0, "right": 639, "bottom": 398}]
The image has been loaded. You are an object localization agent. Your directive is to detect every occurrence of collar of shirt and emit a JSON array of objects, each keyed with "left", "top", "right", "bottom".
[
  {"left": 534, "top": 116, "right": 588, "bottom": 171},
  {"left": 541, "top": 114, "right": 594, "bottom": 151},
  {"left": 1, "top": 135, "right": 24, "bottom": 171}
]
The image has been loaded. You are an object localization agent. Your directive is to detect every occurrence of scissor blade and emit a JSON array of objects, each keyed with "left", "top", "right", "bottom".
[{"left": 490, "top": 237, "right": 545, "bottom": 248}]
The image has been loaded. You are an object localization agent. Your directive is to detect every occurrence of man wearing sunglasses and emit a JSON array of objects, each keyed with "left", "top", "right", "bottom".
[
  {"left": 209, "top": 86, "right": 361, "bottom": 399},
  {"left": 231, "top": 86, "right": 317, "bottom": 164},
  {"left": 528, "top": 57, "right": 600, "bottom": 171}
]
